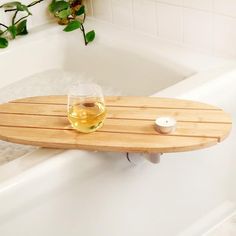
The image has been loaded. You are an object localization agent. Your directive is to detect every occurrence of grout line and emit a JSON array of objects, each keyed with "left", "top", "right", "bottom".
[
  {"left": 209, "top": 0, "right": 214, "bottom": 56},
  {"left": 155, "top": 1, "right": 159, "bottom": 37},
  {"left": 131, "top": 0, "right": 135, "bottom": 30},
  {"left": 155, "top": 0, "right": 236, "bottom": 17},
  {"left": 109, "top": 0, "right": 114, "bottom": 23},
  {"left": 181, "top": 2, "right": 184, "bottom": 44},
  {"left": 211, "top": 0, "right": 214, "bottom": 12},
  {"left": 212, "top": 0, "right": 217, "bottom": 58},
  {"left": 90, "top": 0, "right": 94, "bottom": 17}
]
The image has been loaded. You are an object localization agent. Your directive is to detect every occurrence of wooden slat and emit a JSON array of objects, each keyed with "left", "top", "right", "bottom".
[
  {"left": 0, "top": 113, "right": 231, "bottom": 141},
  {"left": 0, "top": 126, "right": 218, "bottom": 153},
  {"left": 0, "top": 96, "right": 231, "bottom": 153},
  {"left": 0, "top": 103, "right": 66, "bottom": 117},
  {"left": 11, "top": 95, "right": 221, "bottom": 110},
  {"left": 107, "top": 107, "right": 231, "bottom": 123},
  {"left": 0, "top": 103, "right": 231, "bottom": 123}
]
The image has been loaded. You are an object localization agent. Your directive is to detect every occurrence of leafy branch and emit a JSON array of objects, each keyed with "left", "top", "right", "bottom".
[
  {"left": 0, "top": 0, "right": 95, "bottom": 48},
  {"left": 49, "top": 0, "right": 95, "bottom": 45},
  {"left": 0, "top": 0, "right": 43, "bottom": 48}
]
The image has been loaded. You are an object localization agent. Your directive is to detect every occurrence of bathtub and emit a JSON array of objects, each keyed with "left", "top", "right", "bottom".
[{"left": 0, "top": 19, "right": 235, "bottom": 236}]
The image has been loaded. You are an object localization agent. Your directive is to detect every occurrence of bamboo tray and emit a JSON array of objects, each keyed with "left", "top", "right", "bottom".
[{"left": 0, "top": 96, "right": 232, "bottom": 153}]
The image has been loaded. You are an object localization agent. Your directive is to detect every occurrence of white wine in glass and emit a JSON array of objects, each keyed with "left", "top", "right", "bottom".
[{"left": 68, "top": 83, "right": 107, "bottom": 133}]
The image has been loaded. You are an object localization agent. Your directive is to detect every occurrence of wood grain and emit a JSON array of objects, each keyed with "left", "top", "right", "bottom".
[
  {"left": 0, "top": 103, "right": 231, "bottom": 123},
  {"left": 0, "top": 114, "right": 230, "bottom": 141},
  {"left": 0, "top": 96, "right": 232, "bottom": 153},
  {"left": 0, "top": 126, "right": 218, "bottom": 153},
  {"left": 11, "top": 96, "right": 221, "bottom": 110}
]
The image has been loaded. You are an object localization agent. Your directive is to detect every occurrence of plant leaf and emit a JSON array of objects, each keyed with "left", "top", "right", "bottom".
[
  {"left": 8, "top": 25, "right": 17, "bottom": 39},
  {"left": 0, "top": 37, "right": 8, "bottom": 48},
  {"left": 16, "top": 20, "right": 28, "bottom": 35},
  {"left": 50, "top": 1, "right": 69, "bottom": 13},
  {"left": 63, "top": 20, "right": 81, "bottom": 32},
  {"left": 85, "top": 30, "right": 95, "bottom": 43},
  {"left": 17, "top": 4, "right": 31, "bottom": 14},
  {"left": 0, "top": 1, "right": 21, "bottom": 8},
  {"left": 58, "top": 8, "right": 71, "bottom": 19},
  {"left": 0, "top": 2, "right": 32, "bottom": 14},
  {"left": 48, "top": 0, "right": 56, "bottom": 12},
  {"left": 76, "top": 5, "right": 85, "bottom": 16}
]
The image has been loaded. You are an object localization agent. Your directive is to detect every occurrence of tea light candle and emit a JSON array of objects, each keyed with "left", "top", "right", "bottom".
[{"left": 155, "top": 117, "right": 176, "bottom": 134}]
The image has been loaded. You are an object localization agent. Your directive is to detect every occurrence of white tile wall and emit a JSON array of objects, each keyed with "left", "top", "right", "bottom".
[
  {"left": 213, "top": 15, "right": 236, "bottom": 57},
  {"left": 157, "top": 3, "right": 183, "bottom": 42},
  {"left": 183, "top": 0, "right": 213, "bottom": 11},
  {"left": 183, "top": 8, "right": 213, "bottom": 51},
  {"left": 158, "top": 0, "right": 183, "bottom": 6},
  {"left": 92, "top": 0, "right": 112, "bottom": 22},
  {"left": 1, "top": 0, "right": 236, "bottom": 58},
  {"left": 89, "top": 0, "right": 236, "bottom": 59},
  {"left": 0, "top": 0, "right": 51, "bottom": 28},
  {"left": 214, "top": 0, "right": 236, "bottom": 18},
  {"left": 111, "top": 0, "right": 133, "bottom": 28},
  {"left": 133, "top": 0, "right": 157, "bottom": 34}
]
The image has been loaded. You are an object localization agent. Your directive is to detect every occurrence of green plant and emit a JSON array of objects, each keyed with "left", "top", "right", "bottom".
[
  {"left": 48, "top": 0, "right": 95, "bottom": 45},
  {"left": 0, "top": 0, "right": 95, "bottom": 49},
  {"left": 0, "top": 0, "right": 44, "bottom": 48}
]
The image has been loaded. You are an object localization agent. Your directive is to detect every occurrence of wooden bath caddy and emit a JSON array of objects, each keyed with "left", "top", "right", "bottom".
[{"left": 0, "top": 96, "right": 232, "bottom": 154}]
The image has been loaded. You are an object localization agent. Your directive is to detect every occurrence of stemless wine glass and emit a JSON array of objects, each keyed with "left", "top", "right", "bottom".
[{"left": 67, "top": 82, "right": 107, "bottom": 133}]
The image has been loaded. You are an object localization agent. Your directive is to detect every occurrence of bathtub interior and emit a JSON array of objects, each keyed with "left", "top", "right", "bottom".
[
  {"left": 0, "top": 32, "right": 195, "bottom": 164},
  {"left": 62, "top": 40, "right": 194, "bottom": 96},
  {"left": 0, "top": 33, "right": 195, "bottom": 95},
  {"left": 0, "top": 25, "right": 235, "bottom": 235}
]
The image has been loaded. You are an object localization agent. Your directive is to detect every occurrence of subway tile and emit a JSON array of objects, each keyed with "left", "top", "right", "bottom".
[
  {"left": 29, "top": 0, "right": 51, "bottom": 28},
  {"left": 133, "top": 0, "right": 157, "bottom": 35},
  {"left": 214, "top": 0, "right": 236, "bottom": 18},
  {"left": 92, "top": 0, "right": 112, "bottom": 22},
  {"left": 111, "top": 0, "right": 132, "bottom": 28},
  {"left": 2, "top": 0, "right": 236, "bottom": 60},
  {"left": 183, "top": 8, "right": 213, "bottom": 51},
  {"left": 183, "top": 0, "right": 213, "bottom": 11},
  {"left": 0, "top": 8, "right": 8, "bottom": 26},
  {"left": 157, "top": 0, "right": 183, "bottom": 6},
  {"left": 84, "top": 0, "right": 93, "bottom": 16},
  {"left": 157, "top": 3, "right": 183, "bottom": 42},
  {"left": 213, "top": 14, "right": 236, "bottom": 57}
]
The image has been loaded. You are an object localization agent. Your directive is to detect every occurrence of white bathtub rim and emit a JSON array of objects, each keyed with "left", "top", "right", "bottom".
[
  {"left": 154, "top": 62, "right": 236, "bottom": 99},
  {"left": 0, "top": 148, "right": 63, "bottom": 188},
  {"left": 178, "top": 200, "right": 236, "bottom": 236}
]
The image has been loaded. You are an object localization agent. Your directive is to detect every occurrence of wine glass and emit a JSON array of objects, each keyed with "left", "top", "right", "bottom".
[{"left": 67, "top": 82, "right": 106, "bottom": 133}]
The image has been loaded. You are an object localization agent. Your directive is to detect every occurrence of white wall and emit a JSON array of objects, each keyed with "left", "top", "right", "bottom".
[
  {"left": 88, "top": 0, "right": 236, "bottom": 59},
  {"left": 0, "top": 0, "right": 51, "bottom": 29},
  {"left": 1, "top": 0, "right": 236, "bottom": 59}
]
